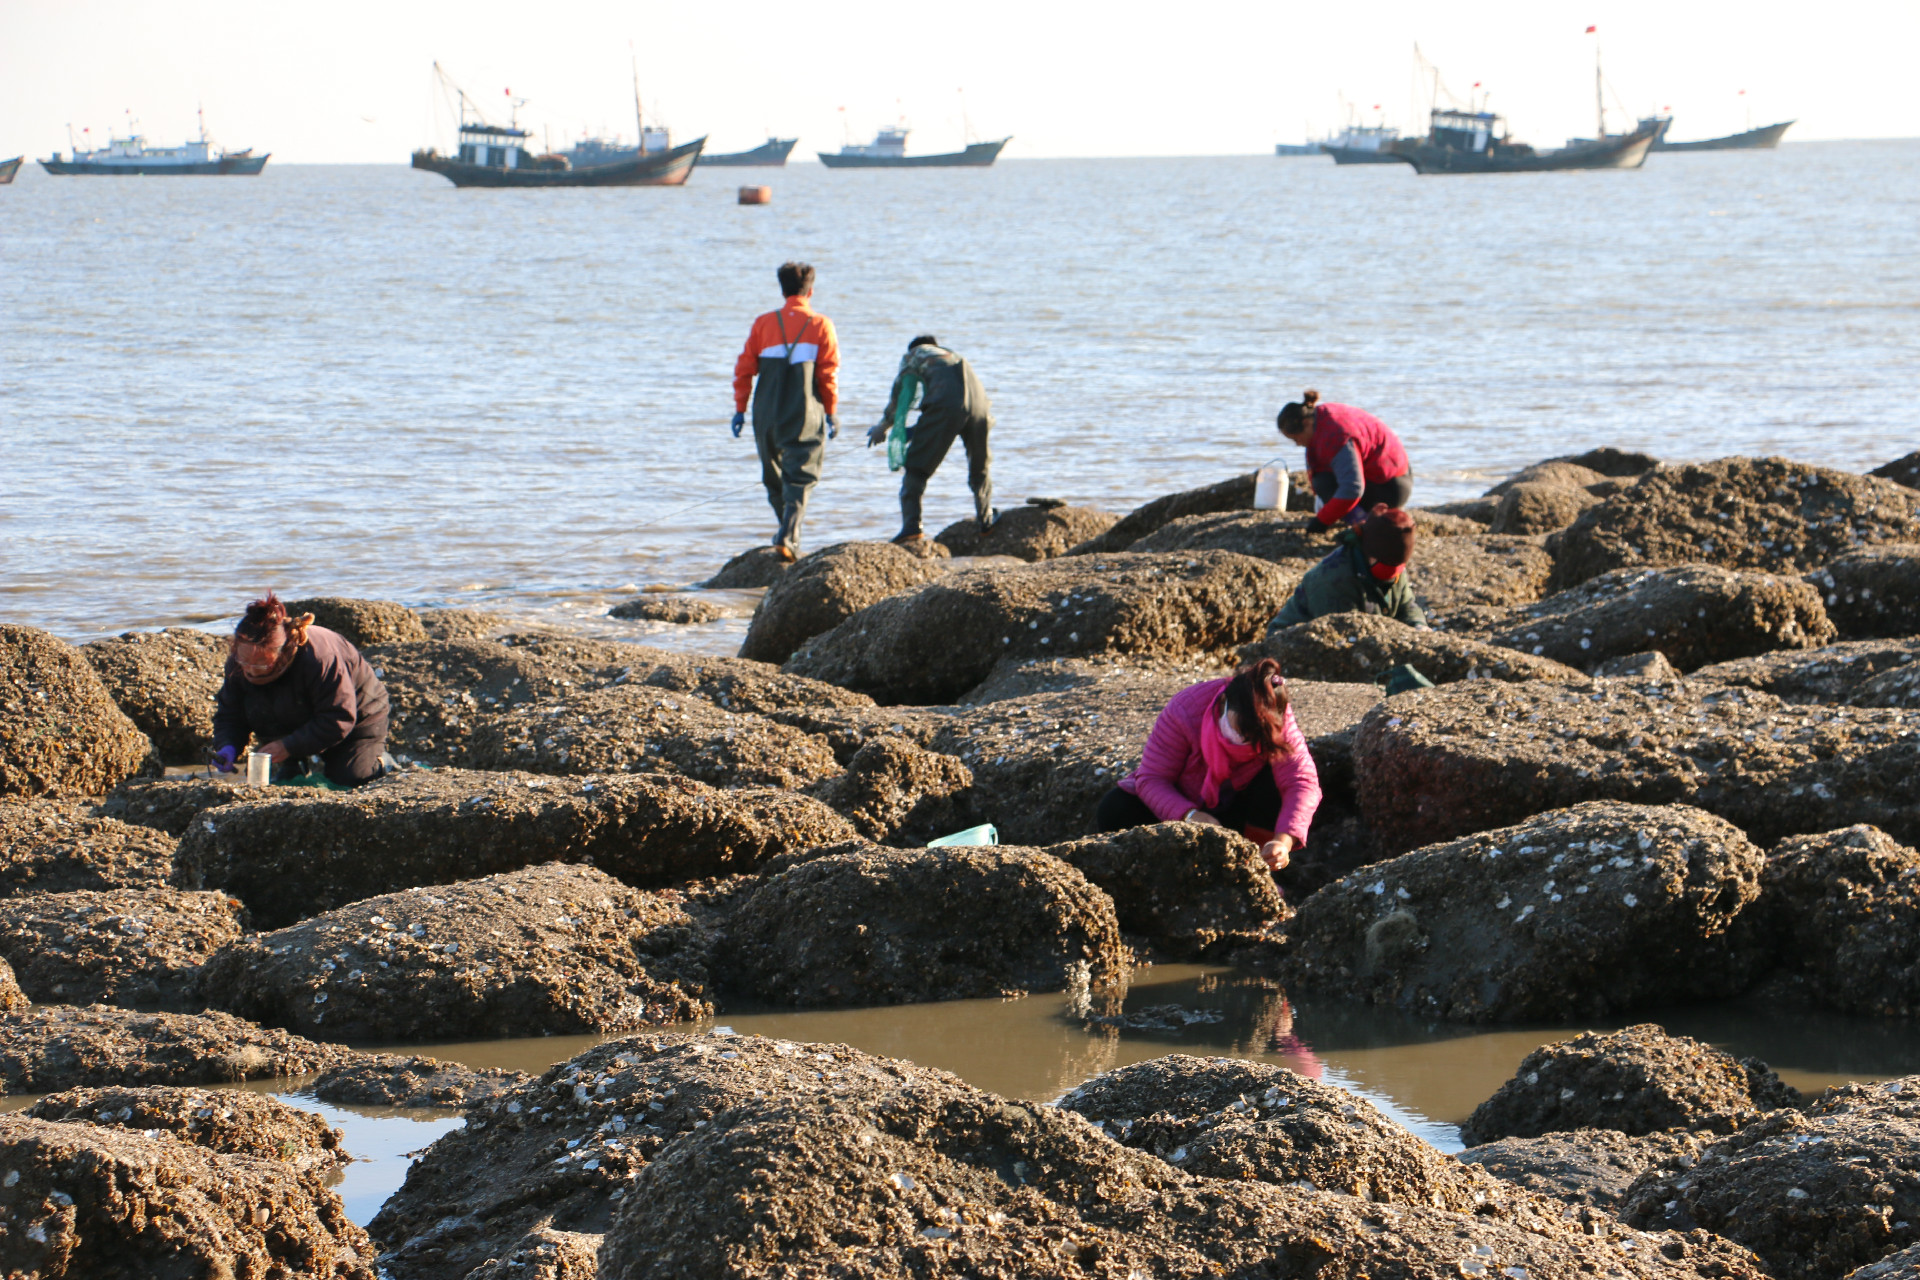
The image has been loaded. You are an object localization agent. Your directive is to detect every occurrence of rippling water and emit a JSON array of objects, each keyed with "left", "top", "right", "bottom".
[{"left": 5, "top": 143, "right": 1917, "bottom": 640}]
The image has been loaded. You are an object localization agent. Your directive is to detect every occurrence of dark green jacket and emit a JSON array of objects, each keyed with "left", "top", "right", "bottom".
[{"left": 1267, "top": 531, "right": 1426, "bottom": 633}]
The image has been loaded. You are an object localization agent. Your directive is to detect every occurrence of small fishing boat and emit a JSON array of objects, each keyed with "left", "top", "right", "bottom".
[
  {"left": 40, "top": 110, "right": 268, "bottom": 175},
  {"left": 1273, "top": 142, "right": 1322, "bottom": 157},
  {"left": 818, "top": 126, "right": 1008, "bottom": 169},
  {"left": 0, "top": 157, "right": 21, "bottom": 184},
  {"left": 1394, "top": 108, "right": 1657, "bottom": 174},
  {"left": 703, "top": 138, "right": 799, "bottom": 166},
  {"left": 1652, "top": 120, "right": 1794, "bottom": 152}
]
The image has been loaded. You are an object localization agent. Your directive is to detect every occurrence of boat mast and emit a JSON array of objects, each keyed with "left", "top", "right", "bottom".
[
  {"left": 631, "top": 47, "right": 643, "bottom": 143},
  {"left": 1591, "top": 27, "right": 1606, "bottom": 139}
]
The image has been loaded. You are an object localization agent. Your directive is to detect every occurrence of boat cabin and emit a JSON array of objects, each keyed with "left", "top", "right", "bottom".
[
  {"left": 457, "top": 122, "right": 535, "bottom": 170},
  {"left": 1428, "top": 109, "right": 1500, "bottom": 153},
  {"left": 64, "top": 135, "right": 215, "bottom": 165},
  {"left": 841, "top": 126, "right": 909, "bottom": 158}
]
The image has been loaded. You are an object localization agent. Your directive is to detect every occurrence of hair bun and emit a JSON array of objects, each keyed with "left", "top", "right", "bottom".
[{"left": 1300, "top": 389, "right": 1320, "bottom": 407}]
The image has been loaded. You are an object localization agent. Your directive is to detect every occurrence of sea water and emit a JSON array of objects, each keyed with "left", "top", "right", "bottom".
[{"left": 5, "top": 143, "right": 1918, "bottom": 641}]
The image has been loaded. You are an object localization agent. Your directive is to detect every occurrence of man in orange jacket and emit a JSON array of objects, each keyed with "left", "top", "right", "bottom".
[{"left": 732, "top": 261, "right": 840, "bottom": 560}]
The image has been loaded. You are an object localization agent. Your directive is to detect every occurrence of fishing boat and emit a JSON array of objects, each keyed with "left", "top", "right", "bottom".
[
  {"left": 1321, "top": 123, "right": 1405, "bottom": 165},
  {"left": 40, "top": 110, "right": 268, "bottom": 175},
  {"left": 562, "top": 125, "right": 673, "bottom": 169},
  {"left": 0, "top": 157, "right": 21, "bottom": 185},
  {"left": 1394, "top": 108, "right": 1656, "bottom": 173},
  {"left": 1652, "top": 120, "right": 1794, "bottom": 152},
  {"left": 1273, "top": 142, "right": 1322, "bottom": 157},
  {"left": 703, "top": 138, "right": 799, "bottom": 166},
  {"left": 818, "top": 126, "right": 1008, "bottom": 169},
  {"left": 411, "top": 65, "right": 703, "bottom": 188}
]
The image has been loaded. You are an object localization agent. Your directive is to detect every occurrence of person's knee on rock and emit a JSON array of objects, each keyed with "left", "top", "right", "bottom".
[{"left": 1095, "top": 658, "right": 1321, "bottom": 873}]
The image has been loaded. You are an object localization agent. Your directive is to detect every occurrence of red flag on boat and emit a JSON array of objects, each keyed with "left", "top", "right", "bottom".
[{"left": 1585, "top": 25, "right": 1596, "bottom": 32}]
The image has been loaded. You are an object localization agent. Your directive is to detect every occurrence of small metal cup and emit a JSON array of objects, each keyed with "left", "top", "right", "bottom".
[{"left": 246, "top": 752, "right": 272, "bottom": 787}]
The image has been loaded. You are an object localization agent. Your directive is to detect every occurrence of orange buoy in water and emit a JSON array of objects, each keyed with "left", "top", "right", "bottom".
[{"left": 738, "top": 185, "right": 772, "bottom": 205}]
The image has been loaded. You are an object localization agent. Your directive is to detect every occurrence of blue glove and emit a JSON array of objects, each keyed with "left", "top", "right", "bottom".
[
  {"left": 730, "top": 411, "right": 745, "bottom": 438},
  {"left": 211, "top": 745, "right": 238, "bottom": 774},
  {"left": 825, "top": 413, "right": 838, "bottom": 440}
]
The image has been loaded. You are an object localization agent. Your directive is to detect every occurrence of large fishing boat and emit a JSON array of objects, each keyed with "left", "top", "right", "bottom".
[
  {"left": 1652, "top": 120, "right": 1794, "bottom": 152},
  {"left": 411, "top": 66, "right": 703, "bottom": 188},
  {"left": 0, "top": 157, "right": 21, "bottom": 185},
  {"left": 1393, "top": 108, "right": 1657, "bottom": 173},
  {"left": 703, "top": 138, "right": 799, "bottom": 166},
  {"left": 1321, "top": 123, "right": 1405, "bottom": 165},
  {"left": 818, "top": 126, "right": 1008, "bottom": 169},
  {"left": 40, "top": 112, "right": 268, "bottom": 175}
]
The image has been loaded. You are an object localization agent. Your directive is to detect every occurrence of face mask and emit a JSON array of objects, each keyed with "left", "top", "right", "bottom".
[
  {"left": 1370, "top": 562, "right": 1404, "bottom": 582},
  {"left": 1218, "top": 708, "right": 1247, "bottom": 746}
]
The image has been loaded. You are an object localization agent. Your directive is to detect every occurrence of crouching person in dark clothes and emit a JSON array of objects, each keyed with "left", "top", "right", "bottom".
[
  {"left": 1094, "top": 658, "right": 1320, "bottom": 873},
  {"left": 867, "top": 335, "right": 995, "bottom": 543},
  {"left": 210, "top": 593, "right": 391, "bottom": 787}
]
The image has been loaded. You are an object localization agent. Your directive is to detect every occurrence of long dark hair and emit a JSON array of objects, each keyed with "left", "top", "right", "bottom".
[
  {"left": 1221, "top": 657, "right": 1292, "bottom": 760},
  {"left": 1276, "top": 389, "right": 1321, "bottom": 438}
]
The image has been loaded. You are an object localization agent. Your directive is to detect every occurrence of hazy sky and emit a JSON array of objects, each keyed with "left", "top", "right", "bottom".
[{"left": 4, "top": 0, "right": 1912, "bottom": 162}]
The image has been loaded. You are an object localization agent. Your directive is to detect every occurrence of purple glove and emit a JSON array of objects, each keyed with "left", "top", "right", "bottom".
[{"left": 212, "top": 745, "right": 238, "bottom": 774}]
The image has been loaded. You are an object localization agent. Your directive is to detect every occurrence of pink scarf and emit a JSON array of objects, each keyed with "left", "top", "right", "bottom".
[{"left": 1198, "top": 697, "right": 1261, "bottom": 809}]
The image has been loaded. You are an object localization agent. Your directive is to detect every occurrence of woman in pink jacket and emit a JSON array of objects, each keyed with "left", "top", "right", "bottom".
[{"left": 1095, "top": 658, "right": 1320, "bottom": 872}]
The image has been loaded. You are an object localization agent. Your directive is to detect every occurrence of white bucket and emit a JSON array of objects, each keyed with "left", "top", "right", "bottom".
[
  {"left": 1253, "top": 466, "right": 1290, "bottom": 511},
  {"left": 246, "top": 751, "right": 272, "bottom": 787}
]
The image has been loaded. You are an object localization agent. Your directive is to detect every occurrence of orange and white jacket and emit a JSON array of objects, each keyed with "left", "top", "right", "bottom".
[{"left": 732, "top": 296, "right": 840, "bottom": 416}]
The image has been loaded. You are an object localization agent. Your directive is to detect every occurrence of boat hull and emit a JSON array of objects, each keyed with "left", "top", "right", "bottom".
[
  {"left": 0, "top": 157, "right": 20, "bottom": 185},
  {"left": 1322, "top": 144, "right": 1409, "bottom": 166},
  {"left": 412, "top": 137, "right": 704, "bottom": 187},
  {"left": 1273, "top": 143, "right": 1322, "bottom": 157},
  {"left": 703, "top": 138, "right": 798, "bottom": 166},
  {"left": 1652, "top": 120, "right": 1794, "bottom": 152},
  {"left": 817, "top": 138, "right": 1008, "bottom": 168},
  {"left": 1399, "top": 126, "right": 1654, "bottom": 175},
  {"left": 39, "top": 152, "right": 270, "bottom": 175}
]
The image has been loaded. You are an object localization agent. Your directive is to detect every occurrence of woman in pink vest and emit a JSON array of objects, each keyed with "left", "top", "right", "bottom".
[
  {"left": 1094, "top": 658, "right": 1320, "bottom": 873},
  {"left": 1277, "top": 389, "right": 1413, "bottom": 528}
]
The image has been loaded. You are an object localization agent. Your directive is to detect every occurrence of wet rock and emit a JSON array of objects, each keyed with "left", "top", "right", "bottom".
[
  {"left": 739, "top": 541, "right": 948, "bottom": 664},
  {"left": 1277, "top": 802, "right": 1766, "bottom": 1021},
  {"left": 1044, "top": 824, "right": 1284, "bottom": 957},
  {"left": 372, "top": 1032, "right": 954, "bottom": 1280},
  {"left": 806, "top": 737, "right": 976, "bottom": 844},
  {"left": 0, "top": 1004, "right": 352, "bottom": 1095},
  {"left": 599, "top": 1067, "right": 1761, "bottom": 1280},
  {"left": 614, "top": 644, "right": 879, "bottom": 726},
  {"left": 0, "top": 1113, "right": 376, "bottom": 1279},
  {"left": 1551, "top": 456, "right": 1920, "bottom": 589},
  {"left": 1870, "top": 452, "right": 1920, "bottom": 491},
  {"left": 461, "top": 681, "right": 843, "bottom": 788},
  {"left": 786, "top": 551, "right": 1295, "bottom": 705},
  {"left": 1069, "top": 472, "right": 1256, "bottom": 555},
  {"left": 1691, "top": 639, "right": 1920, "bottom": 703},
  {"left": 1596, "top": 651, "right": 1683, "bottom": 680},
  {"left": 607, "top": 594, "right": 744, "bottom": 624},
  {"left": 718, "top": 843, "right": 1125, "bottom": 1005},
  {"left": 361, "top": 637, "right": 617, "bottom": 765},
  {"left": 1808, "top": 544, "right": 1920, "bottom": 639},
  {"left": 1852, "top": 660, "right": 1920, "bottom": 709},
  {"left": 0, "top": 887, "right": 244, "bottom": 1009},
  {"left": 1463, "top": 1025, "right": 1795, "bottom": 1143},
  {"left": 1491, "top": 481, "right": 1603, "bottom": 535},
  {"left": 1129, "top": 510, "right": 1330, "bottom": 569},
  {"left": 25, "top": 1084, "right": 347, "bottom": 1172},
  {"left": 1622, "top": 1087, "right": 1920, "bottom": 1280},
  {"left": 1412, "top": 534, "right": 1556, "bottom": 617},
  {"left": 1352, "top": 678, "right": 1920, "bottom": 851},
  {"left": 958, "top": 653, "right": 1221, "bottom": 705},
  {"left": 1411, "top": 509, "right": 1494, "bottom": 537},
  {"left": 1558, "top": 446, "right": 1663, "bottom": 478},
  {"left": 0, "top": 798, "right": 176, "bottom": 894},
  {"left": 202, "top": 862, "right": 710, "bottom": 1041},
  {"left": 1057, "top": 1053, "right": 1490, "bottom": 1207},
  {"left": 936, "top": 500, "right": 1118, "bottom": 561},
  {"left": 91, "top": 775, "right": 247, "bottom": 837},
  {"left": 175, "top": 767, "right": 855, "bottom": 929},
  {"left": 1754, "top": 825, "right": 1920, "bottom": 1016},
  {"left": 1487, "top": 564, "right": 1835, "bottom": 673},
  {"left": 287, "top": 595, "right": 429, "bottom": 648},
  {"left": 416, "top": 606, "right": 511, "bottom": 641},
  {"left": 0, "top": 625, "right": 154, "bottom": 799},
  {"left": 1488, "top": 460, "right": 1612, "bottom": 496},
  {"left": 1421, "top": 497, "right": 1499, "bottom": 525},
  {"left": 1849, "top": 1243, "right": 1920, "bottom": 1280},
  {"left": 464, "top": 1226, "right": 600, "bottom": 1280},
  {"left": 703, "top": 545, "right": 792, "bottom": 589},
  {"left": 1255, "top": 612, "right": 1586, "bottom": 686},
  {"left": 311, "top": 1054, "right": 530, "bottom": 1109},
  {"left": 1459, "top": 1129, "right": 1708, "bottom": 1212},
  {"left": 79, "top": 627, "right": 228, "bottom": 762}
]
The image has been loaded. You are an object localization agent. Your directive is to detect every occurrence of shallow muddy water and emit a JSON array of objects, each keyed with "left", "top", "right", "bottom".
[{"left": 9, "top": 965, "right": 1918, "bottom": 1226}]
